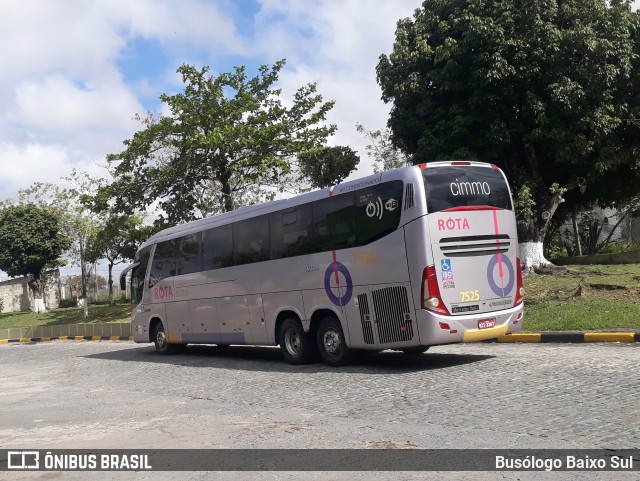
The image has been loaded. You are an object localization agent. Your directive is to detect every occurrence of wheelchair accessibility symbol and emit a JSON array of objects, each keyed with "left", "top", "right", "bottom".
[{"left": 441, "top": 259, "right": 452, "bottom": 272}]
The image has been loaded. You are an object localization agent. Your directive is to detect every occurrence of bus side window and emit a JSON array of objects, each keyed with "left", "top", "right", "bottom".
[
  {"left": 312, "top": 193, "right": 357, "bottom": 252},
  {"left": 131, "top": 247, "right": 151, "bottom": 304},
  {"left": 148, "top": 240, "right": 177, "bottom": 287},
  {"left": 270, "top": 204, "right": 313, "bottom": 259},
  {"left": 203, "top": 225, "right": 233, "bottom": 270},
  {"left": 355, "top": 181, "right": 404, "bottom": 245},
  {"left": 177, "top": 232, "right": 203, "bottom": 275},
  {"left": 234, "top": 216, "right": 270, "bottom": 265}
]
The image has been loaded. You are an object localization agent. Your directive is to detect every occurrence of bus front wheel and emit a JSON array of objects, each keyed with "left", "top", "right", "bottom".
[
  {"left": 153, "top": 322, "right": 182, "bottom": 355},
  {"left": 279, "top": 318, "right": 316, "bottom": 364},
  {"left": 317, "top": 316, "right": 352, "bottom": 367}
]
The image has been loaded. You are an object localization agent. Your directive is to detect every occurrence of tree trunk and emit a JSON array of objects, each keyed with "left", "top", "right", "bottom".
[
  {"left": 571, "top": 208, "right": 582, "bottom": 256},
  {"left": 108, "top": 262, "right": 114, "bottom": 305},
  {"left": 79, "top": 232, "right": 89, "bottom": 318},
  {"left": 517, "top": 175, "right": 584, "bottom": 271},
  {"left": 219, "top": 169, "right": 235, "bottom": 212},
  {"left": 28, "top": 278, "right": 46, "bottom": 313},
  {"left": 518, "top": 240, "right": 552, "bottom": 272}
]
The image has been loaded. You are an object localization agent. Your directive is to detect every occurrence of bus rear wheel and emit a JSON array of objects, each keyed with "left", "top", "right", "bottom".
[
  {"left": 153, "top": 322, "right": 182, "bottom": 355},
  {"left": 279, "top": 318, "right": 316, "bottom": 364},
  {"left": 317, "top": 316, "right": 352, "bottom": 367}
]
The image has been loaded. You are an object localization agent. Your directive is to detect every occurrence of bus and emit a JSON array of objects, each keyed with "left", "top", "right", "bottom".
[{"left": 120, "top": 161, "right": 524, "bottom": 366}]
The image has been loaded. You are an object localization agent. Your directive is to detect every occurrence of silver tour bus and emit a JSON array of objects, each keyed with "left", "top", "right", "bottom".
[{"left": 120, "top": 162, "right": 524, "bottom": 366}]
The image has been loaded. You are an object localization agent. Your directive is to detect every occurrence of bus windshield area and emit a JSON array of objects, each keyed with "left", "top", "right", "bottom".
[{"left": 422, "top": 165, "right": 513, "bottom": 213}]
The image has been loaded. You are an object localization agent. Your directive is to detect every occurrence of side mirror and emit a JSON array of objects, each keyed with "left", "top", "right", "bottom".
[{"left": 120, "top": 275, "right": 127, "bottom": 291}]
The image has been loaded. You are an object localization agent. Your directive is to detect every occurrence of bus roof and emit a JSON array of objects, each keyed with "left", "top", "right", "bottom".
[{"left": 138, "top": 162, "right": 497, "bottom": 249}]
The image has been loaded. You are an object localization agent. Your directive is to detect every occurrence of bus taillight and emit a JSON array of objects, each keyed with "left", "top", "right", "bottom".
[
  {"left": 422, "top": 265, "right": 450, "bottom": 315},
  {"left": 514, "top": 257, "right": 524, "bottom": 306}
]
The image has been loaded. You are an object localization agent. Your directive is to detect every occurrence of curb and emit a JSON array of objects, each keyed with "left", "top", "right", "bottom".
[
  {"left": 0, "top": 322, "right": 131, "bottom": 342},
  {"left": 496, "top": 332, "right": 640, "bottom": 343},
  {"left": 0, "top": 336, "right": 132, "bottom": 344}
]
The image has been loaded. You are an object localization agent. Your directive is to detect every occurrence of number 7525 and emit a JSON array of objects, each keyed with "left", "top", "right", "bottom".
[{"left": 460, "top": 290, "right": 480, "bottom": 302}]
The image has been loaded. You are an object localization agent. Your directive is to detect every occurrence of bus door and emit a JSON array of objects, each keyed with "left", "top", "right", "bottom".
[{"left": 345, "top": 283, "right": 416, "bottom": 348}]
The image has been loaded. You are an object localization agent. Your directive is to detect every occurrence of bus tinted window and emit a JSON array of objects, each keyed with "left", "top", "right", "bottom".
[
  {"left": 131, "top": 246, "right": 151, "bottom": 304},
  {"left": 203, "top": 225, "right": 233, "bottom": 270},
  {"left": 149, "top": 240, "right": 177, "bottom": 287},
  {"left": 177, "top": 232, "right": 202, "bottom": 275},
  {"left": 313, "top": 193, "right": 357, "bottom": 252},
  {"left": 355, "top": 181, "right": 403, "bottom": 245},
  {"left": 234, "top": 216, "right": 269, "bottom": 265},
  {"left": 270, "top": 204, "right": 313, "bottom": 259},
  {"left": 423, "top": 166, "right": 513, "bottom": 213}
]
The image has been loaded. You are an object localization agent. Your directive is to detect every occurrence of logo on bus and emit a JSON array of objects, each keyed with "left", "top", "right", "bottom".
[
  {"left": 153, "top": 285, "right": 174, "bottom": 300},
  {"left": 486, "top": 254, "right": 514, "bottom": 297},
  {"left": 450, "top": 179, "right": 491, "bottom": 196},
  {"left": 324, "top": 262, "right": 353, "bottom": 307},
  {"left": 366, "top": 197, "right": 398, "bottom": 220},
  {"left": 437, "top": 217, "right": 470, "bottom": 231}
]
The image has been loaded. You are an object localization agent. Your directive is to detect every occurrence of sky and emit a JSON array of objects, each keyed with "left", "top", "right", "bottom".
[
  {"left": 1, "top": 0, "right": 639, "bottom": 284},
  {"left": 0, "top": 0, "right": 419, "bottom": 204},
  {"left": 0, "top": 0, "right": 422, "bottom": 283}
]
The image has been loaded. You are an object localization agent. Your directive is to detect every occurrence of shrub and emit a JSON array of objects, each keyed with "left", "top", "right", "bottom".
[{"left": 59, "top": 297, "right": 78, "bottom": 308}]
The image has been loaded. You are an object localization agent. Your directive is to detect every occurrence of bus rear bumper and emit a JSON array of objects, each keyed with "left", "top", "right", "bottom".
[{"left": 416, "top": 303, "right": 524, "bottom": 345}]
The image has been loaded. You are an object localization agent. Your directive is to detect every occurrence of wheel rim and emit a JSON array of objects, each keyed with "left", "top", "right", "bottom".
[
  {"left": 156, "top": 329, "right": 167, "bottom": 349},
  {"left": 284, "top": 328, "right": 301, "bottom": 355},
  {"left": 322, "top": 328, "right": 341, "bottom": 356}
]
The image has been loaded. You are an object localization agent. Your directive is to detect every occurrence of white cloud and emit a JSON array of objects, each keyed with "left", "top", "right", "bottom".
[
  {"left": 253, "top": 0, "right": 417, "bottom": 176},
  {"left": 108, "top": 0, "right": 250, "bottom": 54},
  {"left": 0, "top": 143, "right": 74, "bottom": 198},
  {"left": 0, "top": 0, "right": 249, "bottom": 204}
]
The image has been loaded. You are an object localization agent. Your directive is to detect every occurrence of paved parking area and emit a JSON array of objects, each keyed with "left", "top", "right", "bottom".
[{"left": 1, "top": 341, "right": 638, "bottom": 480}]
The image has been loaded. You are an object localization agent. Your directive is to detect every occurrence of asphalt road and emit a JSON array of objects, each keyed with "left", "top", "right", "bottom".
[{"left": 1, "top": 340, "right": 639, "bottom": 480}]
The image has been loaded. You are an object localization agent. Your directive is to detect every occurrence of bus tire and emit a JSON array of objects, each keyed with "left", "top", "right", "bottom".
[
  {"left": 401, "top": 347, "right": 430, "bottom": 356},
  {"left": 279, "top": 318, "right": 315, "bottom": 365},
  {"left": 317, "top": 316, "right": 352, "bottom": 367},
  {"left": 153, "top": 322, "right": 181, "bottom": 355}
]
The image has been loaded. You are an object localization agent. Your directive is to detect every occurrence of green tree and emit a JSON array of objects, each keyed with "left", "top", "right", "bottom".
[
  {"left": 377, "top": 0, "right": 640, "bottom": 269},
  {"left": 0, "top": 205, "right": 71, "bottom": 312},
  {"left": 102, "top": 60, "right": 348, "bottom": 226},
  {"left": 16, "top": 170, "right": 107, "bottom": 302},
  {"left": 297, "top": 146, "right": 360, "bottom": 189},
  {"left": 355, "top": 123, "right": 412, "bottom": 173},
  {"left": 85, "top": 215, "right": 153, "bottom": 303}
]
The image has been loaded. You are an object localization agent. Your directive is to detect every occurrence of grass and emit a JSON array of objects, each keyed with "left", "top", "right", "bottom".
[
  {"left": 0, "top": 303, "right": 132, "bottom": 330},
  {"left": 523, "top": 264, "right": 640, "bottom": 331},
  {"left": 2, "top": 264, "right": 640, "bottom": 332}
]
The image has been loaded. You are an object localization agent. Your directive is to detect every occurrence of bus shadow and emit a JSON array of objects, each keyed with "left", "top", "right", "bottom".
[{"left": 84, "top": 345, "right": 495, "bottom": 374}]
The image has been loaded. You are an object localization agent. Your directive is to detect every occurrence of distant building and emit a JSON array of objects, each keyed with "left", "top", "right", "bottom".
[{"left": 0, "top": 270, "right": 61, "bottom": 313}]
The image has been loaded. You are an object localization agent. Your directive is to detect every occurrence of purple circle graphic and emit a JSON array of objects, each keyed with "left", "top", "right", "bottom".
[
  {"left": 324, "top": 262, "right": 353, "bottom": 306},
  {"left": 486, "top": 254, "right": 515, "bottom": 297}
]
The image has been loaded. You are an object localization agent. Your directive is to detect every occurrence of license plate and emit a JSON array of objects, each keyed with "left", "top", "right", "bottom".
[{"left": 478, "top": 318, "right": 496, "bottom": 330}]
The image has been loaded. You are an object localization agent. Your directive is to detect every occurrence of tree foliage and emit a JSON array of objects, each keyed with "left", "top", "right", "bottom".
[
  {"left": 355, "top": 123, "right": 412, "bottom": 173},
  {"left": 377, "top": 0, "right": 640, "bottom": 247},
  {"left": 102, "top": 60, "right": 346, "bottom": 226},
  {"left": 0, "top": 205, "right": 71, "bottom": 299},
  {"left": 14, "top": 170, "right": 107, "bottom": 298},
  {"left": 297, "top": 146, "right": 360, "bottom": 189},
  {"left": 85, "top": 214, "right": 153, "bottom": 301}
]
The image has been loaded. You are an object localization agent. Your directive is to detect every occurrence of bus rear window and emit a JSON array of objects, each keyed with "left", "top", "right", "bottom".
[{"left": 422, "top": 166, "right": 513, "bottom": 213}]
